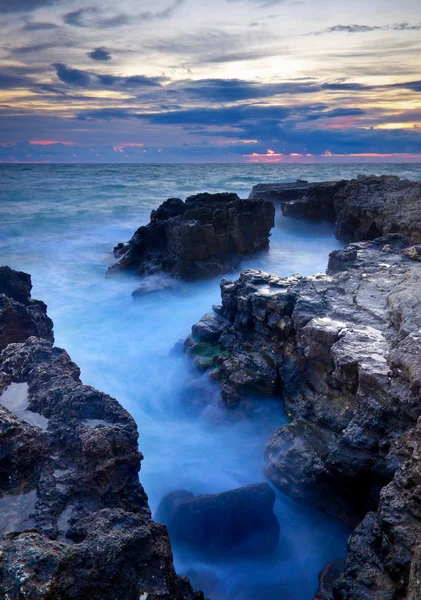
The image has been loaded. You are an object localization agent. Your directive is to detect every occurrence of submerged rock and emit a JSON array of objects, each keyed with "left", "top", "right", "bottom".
[
  {"left": 0, "top": 268, "right": 203, "bottom": 600},
  {"left": 108, "top": 192, "right": 275, "bottom": 282},
  {"left": 155, "top": 483, "right": 280, "bottom": 557}
]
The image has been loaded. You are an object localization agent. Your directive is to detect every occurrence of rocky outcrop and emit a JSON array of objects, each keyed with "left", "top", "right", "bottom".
[
  {"left": 249, "top": 180, "right": 346, "bottom": 222},
  {"left": 0, "top": 265, "right": 54, "bottom": 352},
  {"left": 250, "top": 175, "right": 421, "bottom": 244},
  {"left": 0, "top": 269, "right": 203, "bottom": 600},
  {"left": 186, "top": 235, "right": 421, "bottom": 522},
  {"left": 186, "top": 231, "right": 421, "bottom": 598},
  {"left": 108, "top": 193, "right": 275, "bottom": 281},
  {"left": 155, "top": 483, "right": 279, "bottom": 557}
]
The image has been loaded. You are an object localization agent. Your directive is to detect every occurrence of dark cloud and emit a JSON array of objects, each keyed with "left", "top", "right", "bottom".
[
  {"left": 87, "top": 47, "right": 111, "bottom": 61},
  {"left": 53, "top": 63, "right": 91, "bottom": 87},
  {"left": 22, "top": 22, "right": 58, "bottom": 30},
  {"left": 52, "top": 63, "right": 163, "bottom": 90},
  {"left": 310, "top": 22, "right": 421, "bottom": 35},
  {"left": 0, "top": 69, "right": 30, "bottom": 89},
  {"left": 0, "top": 0, "right": 59, "bottom": 13}
]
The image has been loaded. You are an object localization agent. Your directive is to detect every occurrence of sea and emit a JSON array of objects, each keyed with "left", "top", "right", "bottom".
[{"left": 1, "top": 163, "right": 420, "bottom": 599}]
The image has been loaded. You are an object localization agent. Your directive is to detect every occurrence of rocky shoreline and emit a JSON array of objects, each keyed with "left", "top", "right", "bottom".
[
  {"left": 0, "top": 267, "right": 204, "bottom": 600},
  {"left": 2, "top": 174, "right": 421, "bottom": 599},
  {"left": 187, "top": 175, "right": 421, "bottom": 599}
]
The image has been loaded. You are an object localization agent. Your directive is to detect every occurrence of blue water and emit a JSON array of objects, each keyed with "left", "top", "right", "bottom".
[{"left": 1, "top": 163, "right": 420, "bottom": 599}]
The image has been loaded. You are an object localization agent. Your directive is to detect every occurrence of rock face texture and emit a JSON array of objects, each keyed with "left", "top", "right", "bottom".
[
  {"left": 109, "top": 193, "right": 275, "bottom": 281},
  {"left": 0, "top": 269, "right": 203, "bottom": 600},
  {"left": 186, "top": 231, "right": 421, "bottom": 598},
  {"left": 0, "top": 266, "right": 54, "bottom": 353},
  {"left": 250, "top": 175, "right": 421, "bottom": 244},
  {"left": 155, "top": 483, "right": 280, "bottom": 557}
]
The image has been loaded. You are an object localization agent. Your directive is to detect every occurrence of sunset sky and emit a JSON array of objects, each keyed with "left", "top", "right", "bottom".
[{"left": 0, "top": 0, "right": 420, "bottom": 162}]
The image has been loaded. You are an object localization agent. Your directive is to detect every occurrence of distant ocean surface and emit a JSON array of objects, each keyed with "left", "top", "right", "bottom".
[{"left": 1, "top": 162, "right": 420, "bottom": 600}]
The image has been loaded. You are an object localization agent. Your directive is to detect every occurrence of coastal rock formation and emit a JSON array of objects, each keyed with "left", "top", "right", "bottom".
[
  {"left": 250, "top": 175, "right": 421, "bottom": 244},
  {"left": 155, "top": 483, "right": 280, "bottom": 556},
  {"left": 0, "top": 268, "right": 203, "bottom": 600},
  {"left": 187, "top": 235, "right": 421, "bottom": 524},
  {"left": 186, "top": 233, "right": 421, "bottom": 596},
  {"left": 0, "top": 265, "right": 54, "bottom": 352},
  {"left": 108, "top": 192, "right": 275, "bottom": 281}
]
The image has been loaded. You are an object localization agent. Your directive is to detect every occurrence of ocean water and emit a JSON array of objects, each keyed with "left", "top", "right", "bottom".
[{"left": 1, "top": 163, "right": 420, "bottom": 599}]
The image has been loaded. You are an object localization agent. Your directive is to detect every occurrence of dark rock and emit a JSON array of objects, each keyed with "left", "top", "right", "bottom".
[
  {"left": 186, "top": 236, "right": 421, "bottom": 526},
  {"left": 0, "top": 266, "right": 54, "bottom": 353},
  {"left": 108, "top": 193, "right": 275, "bottom": 282},
  {"left": 314, "top": 561, "right": 343, "bottom": 600},
  {"left": 250, "top": 175, "right": 421, "bottom": 245},
  {"left": 155, "top": 483, "right": 280, "bottom": 557},
  {"left": 0, "top": 269, "right": 204, "bottom": 600},
  {"left": 249, "top": 180, "right": 346, "bottom": 221}
]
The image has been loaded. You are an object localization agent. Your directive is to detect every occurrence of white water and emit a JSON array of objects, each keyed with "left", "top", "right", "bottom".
[{"left": 2, "top": 163, "right": 420, "bottom": 598}]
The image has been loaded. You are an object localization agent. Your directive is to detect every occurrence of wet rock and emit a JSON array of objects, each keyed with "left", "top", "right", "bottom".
[
  {"left": 108, "top": 192, "right": 275, "bottom": 282},
  {"left": 249, "top": 180, "right": 345, "bottom": 221},
  {"left": 132, "top": 274, "right": 177, "bottom": 298},
  {"left": 250, "top": 175, "right": 421, "bottom": 245},
  {"left": 314, "top": 561, "right": 343, "bottom": 600},
  {"left": 0, "top": 269, "right": 204, "bottom": 600},
  {"left": 186, "top": 235, "right": 421, "bottom": 526},
  {"left": 0, "top": 266, "right": 54, "bottom": 352},
  {"left": 155, "top": 483, "right": 280, "bottom": 557}
]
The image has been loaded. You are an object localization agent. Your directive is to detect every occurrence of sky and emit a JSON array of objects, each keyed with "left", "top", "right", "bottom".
[{"left": 0, "top": 0, "right": 420, "bottom": 162}]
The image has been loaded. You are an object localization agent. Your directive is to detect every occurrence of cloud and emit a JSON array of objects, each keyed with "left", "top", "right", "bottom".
[
  {"left": 310, "top": 22, "right": 421, "bottom": 35},
  {"left": 52, "top": 63, "right": 164, "bottom": 90},
  {"left": 22, "top": 22, "right": 58, "bottom": 30},
  {"left": 0, "top": 69, "right": 31, "bottom": 89},
  {"left": 53, "top": 63, "right": 91, "bottom": 87},
  {"left": 0, "top": 0, "right": 59, "bottom": 12},
  {"left": 87, "top": 47, "right": 111, "bottom": 61},
  {"left": 226, "top": 0, "right": 293, "bottom": 6},
  {"left": 63, "top": 0, "right": 184, "bottom": 29}
]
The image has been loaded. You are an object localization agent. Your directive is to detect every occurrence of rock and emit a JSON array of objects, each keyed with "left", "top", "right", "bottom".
[
  {"left": 186, "top": 230, "right": 421, "bottom": 598},
  {"left": 155, "top": 483, "right": 280, "bottom": 557},
  {"left": 249, "top": 180, "right": 345, "bottom": 221},
  {"left": 314, "top": 561, "right": 344, "bottom": 600},
  {"left": 186, "top": 235, "right": 421, "bottom": 526},
  {"left": 0, "top": 269, "right": 204, "bottom": 600},
  {"left": 250, "top": 175, "right": 421, "bottom": 245},
  {"left": 0, "top": 266, "right": 54, "bottom": 352},
  {"left": 108, "top": 192, "right": 275, "bottom": 282},
  {"left": 132, "top": 274, "right": 177, "bottom": 298}
]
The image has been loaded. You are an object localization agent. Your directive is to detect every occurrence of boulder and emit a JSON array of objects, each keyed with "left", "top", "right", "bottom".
[
  {"left": 0, "top": 266, "right": 54, "bottom": 352},
  {"left": 108, "top": 192, "right": 275, "bottom": 282},
  {"left": 155, "top": 483, "right": 280, "bottom": 557},
  {"left": 0, "top": 268, "right": 204, "bottom": 600}
]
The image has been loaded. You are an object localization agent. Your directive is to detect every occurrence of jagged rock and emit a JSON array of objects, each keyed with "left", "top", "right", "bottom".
[
  {"left": 155, "top": 483, "right": 280, "bottom": 557},
  {"left": 0, "top": 269, "right": 204, "bottom": 600},
  {"left": 0, "top": 266, "right": 54, "bottom": 352},
  {"left": 108, "top": 192, "right": 275, "bottom": 282},
  {"left": 186, "top": 232, "right": 421, "bottom": 598},
  {"left": 186, "top": 236, "right": 421, "bottom": 526},
  {"left": 333, "top": 418, "right": 421, "bottom": 599},
  {"left": 250, "top": 175, "right": 421, "bottom": 245},
  {"left": 249, "top": 180, "right": 345, "bottom": 221},
  {"left": 314, "top": 561, "right": 343, "bottom": 600}
]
